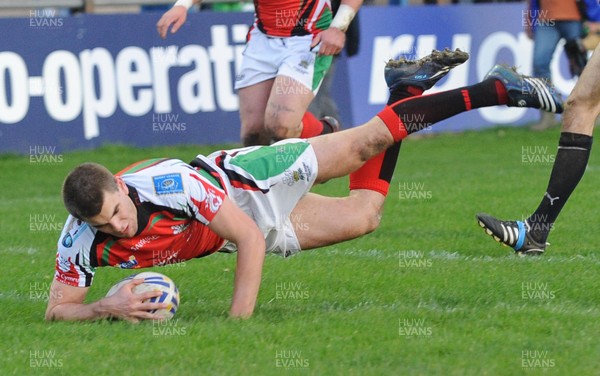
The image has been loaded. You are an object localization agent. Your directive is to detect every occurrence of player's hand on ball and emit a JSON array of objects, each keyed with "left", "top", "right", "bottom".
[
  {"left": 311, "top": 28, "right": 346, "bottom": 56},
  {"left": 102, "top": 279, "right": 169, "bottom": 323},
  {"left": 156, "top": 6, "right": 188, "bottom": 39}
]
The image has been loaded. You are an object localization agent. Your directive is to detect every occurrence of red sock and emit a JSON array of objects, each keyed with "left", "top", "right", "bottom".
[
  {"left": 350, "top": 84, "right": 419, "bottom": 196},
  {"left": 349, "top": 142, "right": 401, "bottom": 196},
  {"left": 300, "top": 112, "right": 324, "bottom": 138},
  {"left": 377, "top": 106, "right": 408, "bottom": 142},
  {"left": 349, "top": 152, "right": 390, "bottom": 196}
]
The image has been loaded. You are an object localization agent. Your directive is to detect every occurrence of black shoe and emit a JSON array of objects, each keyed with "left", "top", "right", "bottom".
[
  {"left": 484, "top": 64, "right": 563, "bottom": 113},
  {"left": 320, "top": 116, "right": 341, "bottom": 133},
  {"left": 384, "top": 48, "right": 470, "bottom": 92},
  {"left": 476, "top": 213, "right": 547, "bottom": 256}
]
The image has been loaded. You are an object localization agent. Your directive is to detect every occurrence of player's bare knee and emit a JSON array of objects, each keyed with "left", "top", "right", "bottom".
[
  {"left": 563, "top": 95, "right": 598, "bottom": 132},
  {"left": 567, "top": 84, "right": 598, "bottom": 111}
]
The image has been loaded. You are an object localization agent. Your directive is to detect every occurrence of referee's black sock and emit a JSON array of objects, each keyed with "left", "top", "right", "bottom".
[{"left": 527, "top": 132, "right": 593, "bottom": 243}]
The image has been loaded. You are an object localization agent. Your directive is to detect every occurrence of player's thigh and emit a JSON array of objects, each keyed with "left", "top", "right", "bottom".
[{"left": 292, "top": 191, "right": 385, "bottom": 250}]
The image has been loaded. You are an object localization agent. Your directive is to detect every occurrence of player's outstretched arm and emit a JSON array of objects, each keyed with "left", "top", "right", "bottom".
[
  {"left": 156, "top": 0, "right": 200, "bottom": 39},
  {"left": 45, "top": 279, "right": 167, "bottom": 322},
  {"left": 208, "top": 198, "right": 266, "bottom": 319}
]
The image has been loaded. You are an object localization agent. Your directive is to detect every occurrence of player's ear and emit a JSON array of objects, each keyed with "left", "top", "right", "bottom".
[{"left": 115, "top": 176, "right": 129, "bottom": 194}]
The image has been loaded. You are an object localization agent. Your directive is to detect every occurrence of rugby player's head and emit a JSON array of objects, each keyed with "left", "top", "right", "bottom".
[{"left": 62, "top": 162, "right": 119, "bottom": 220}]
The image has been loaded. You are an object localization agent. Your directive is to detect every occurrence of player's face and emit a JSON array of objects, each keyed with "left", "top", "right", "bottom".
[{"left": 86, "top": 179, "right": 138, "bottom": 238}]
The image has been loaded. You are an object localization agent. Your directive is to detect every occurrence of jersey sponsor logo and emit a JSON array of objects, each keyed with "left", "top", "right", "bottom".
[
  {"left": 118, "top": 255, "right": 139, "bottom": 269},
  {"left": 56, "top": 270, "right": 80, "bottom": 285},
  {"left": 61, "top": 233, "right": 73, "bottom": 248},
  {"left": 131, "top": 235, "right": 160, "bottom": 251},
  {"left": 153, "top": 173, "right": 184, "bottom": 195}
]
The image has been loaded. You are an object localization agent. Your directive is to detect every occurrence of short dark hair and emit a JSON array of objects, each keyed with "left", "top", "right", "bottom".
[{"left": 62, "top": 163, "right": 118, "bottom": 220}]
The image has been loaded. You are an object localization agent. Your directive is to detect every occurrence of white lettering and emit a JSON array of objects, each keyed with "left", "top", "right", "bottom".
[
  {"left": 116, "top": 46, "right": 153, "bottom": 116},
  {"left": 79, "top": 48, "right": 117, "bottom": 139},
  {"left": 208, "top": 25, "right": 237, "bottom": 111},
  {"left": 150, "top": 46, "right": 178, "bottom": 113},
  {"left": 0, "top": 52, "right": 29, "bottom": 123},
  {"left": 177, "top": 45, "right": 216, "bottom": 113},
  {"left": 43, "top": 50, "right": 82, "bottom": 121}
]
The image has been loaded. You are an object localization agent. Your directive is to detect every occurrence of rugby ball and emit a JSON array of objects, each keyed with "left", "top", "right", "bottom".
[{"left": 106, "top": 272, "right": 180, "bottom": 319}]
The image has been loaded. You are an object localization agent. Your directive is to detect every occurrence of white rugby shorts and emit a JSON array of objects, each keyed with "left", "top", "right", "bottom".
[
  {"left": 202, "top": 139, "right": 319, "bottom": 257},
  {"left": 234, "top": 27, "right": 333, "bottom": 94}
]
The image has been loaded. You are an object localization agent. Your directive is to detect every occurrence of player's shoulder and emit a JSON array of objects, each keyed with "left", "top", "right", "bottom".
[
  {"left": 58, "top": 215, "right": 95, "bottom": 248},
  {"left": 55, "top": 215, "right": 97, "bottom": 286},
  {"left": 56, "top": 215, "right": 97, "bottom": 268},
  {"left": 120, "top": 158, "right": 197, "bottom": 192},
  {"left": 118, "top": 158, "right": 190, "bottom": 177}
]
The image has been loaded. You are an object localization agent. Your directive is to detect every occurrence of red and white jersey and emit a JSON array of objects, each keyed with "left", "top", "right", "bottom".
[
  {"left": 55, "top": 158, "right": 226, "bottom": 288},
  {"left": 253, "top": 0, "right": 332, "bottom": 37}
]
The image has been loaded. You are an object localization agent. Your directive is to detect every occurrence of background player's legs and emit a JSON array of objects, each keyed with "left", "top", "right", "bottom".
[
  {"left": 532, "top": 24, "right": 560, "bottom": 81},
  {"left": 239, "top": 79, "right": 274, "bottom": 146}
]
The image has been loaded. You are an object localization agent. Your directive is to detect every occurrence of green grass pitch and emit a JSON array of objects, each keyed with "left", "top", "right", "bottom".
[{"left": 1, "top": 127, "right": 599, "bottom": 375}]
